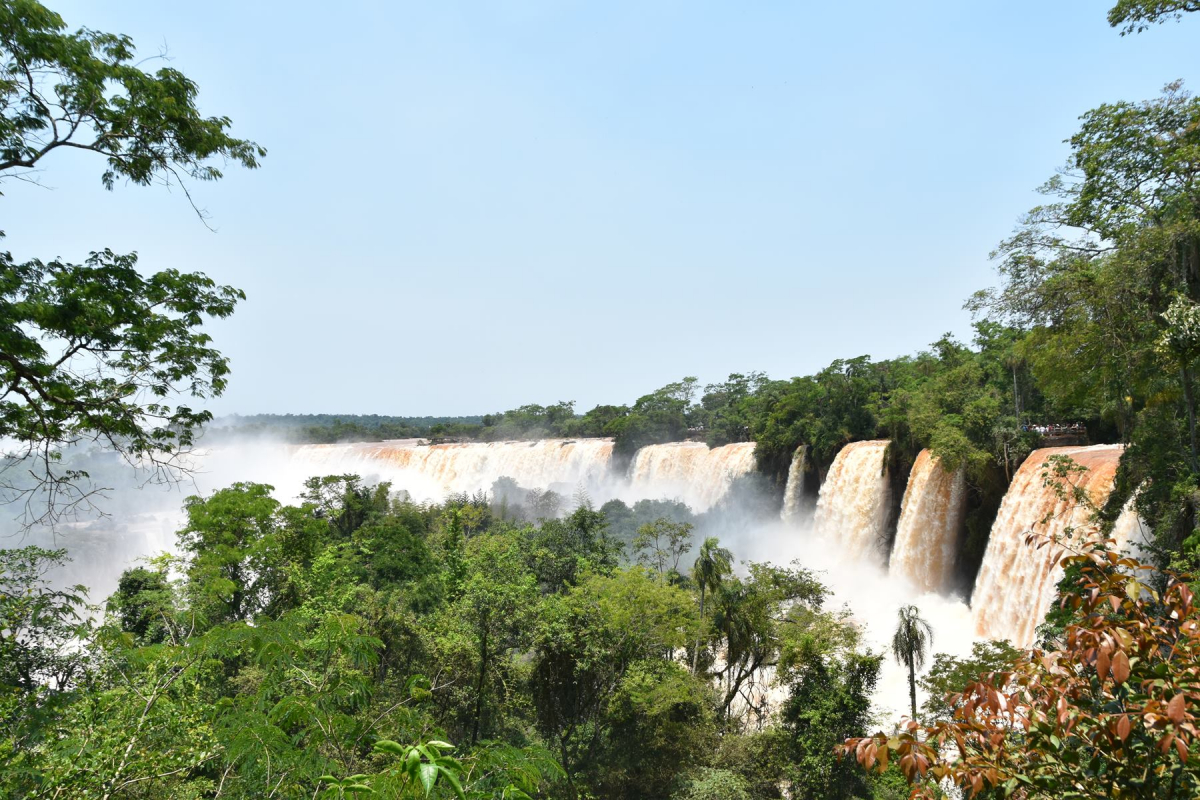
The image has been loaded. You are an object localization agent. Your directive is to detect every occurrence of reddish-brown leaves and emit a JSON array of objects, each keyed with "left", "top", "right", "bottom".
[
  {"left": 1168, "top": 693, "right": 1187, "bottom": 725},
  {"left": 1112, "top": 650, "right": 1131, "bottom": 684},
  {"left": 838, "top": 538, "right": 1200, "bottom": 798},
  {"left": 1117, "top": 714, "right": 1131, "bottom": 741}
]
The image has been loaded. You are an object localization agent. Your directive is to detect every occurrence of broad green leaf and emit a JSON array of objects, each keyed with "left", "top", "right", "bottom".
[{"left": 418, "top": 762, "right": 438, "bottom": 795}]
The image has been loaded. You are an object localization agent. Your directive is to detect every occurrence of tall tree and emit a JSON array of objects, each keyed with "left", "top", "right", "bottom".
[
  {"left": 178, "top": 482, "right": 281, "bottom": 627},
  {"left": 691, "top": 536, "right": 732, "bottom": 673},
  {"left": 0, "top": 0, "right": 263, "bottom": 523},
  {"left": 970, "top": 81, "right": 1200, "bottom": 555},
  {"left": 632, "top": 518, "right": 693, "bottom": 582},
  {"left": 891, "top": 605, "right": 934, "bottom": 721}
]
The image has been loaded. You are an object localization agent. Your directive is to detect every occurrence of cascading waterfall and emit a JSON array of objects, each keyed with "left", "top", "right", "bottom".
[
  {"left": 889, "top": 449, "right": 966, "bottom": 594},
  {"left": 813, "top": 440, "right": 891, "bottom": 563},
  {"left": 971, "top": 444, "right": 1124, "bottom": 647},
  {"left": 1111, "top": 495, "right": 1150, "bottom": 559},
  {"left": 780, "top": 445, "right": 808, "bottom": 522},
  {"left": 626, "top": 441, "right": 758, "bottom": 512},
  {"left": 291, "top": 438, "right": 615, "bottom": 503},
  {"left": 290, "top": 438, "right": 757, "bottom": 511}
]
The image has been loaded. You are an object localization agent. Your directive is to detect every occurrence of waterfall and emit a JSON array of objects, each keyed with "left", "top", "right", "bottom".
[
  {"left": 889, "top": 449, "right": 966, "bottom": 595},
  {"left": 626, "top": 441, "right": 757, "bottom": 512},
  {"left": 780, "top": 445, "right": 808, "bottom": 522},
  {"left": 290, "top": 438, "right": 757, "bottom": 511},
  {"left": 1112, "top": 495, "right": 1151, "bottom": 560},
  {"left": 813, "top": 440, "right": 891, "bottom": 563},
  {"left": 971, "top": 444, "right": 1123, "bottom": 647},
  {"left": 291, "top": 438, "right": 615, "bottom": 503}
]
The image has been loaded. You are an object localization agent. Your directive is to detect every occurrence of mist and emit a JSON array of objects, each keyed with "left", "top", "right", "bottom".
[
  {"left": 0, "top": 433, "right": 302, "bottom": 605},
  {"left": 1, "top": 434, "right": 983, "bottom": 728}
]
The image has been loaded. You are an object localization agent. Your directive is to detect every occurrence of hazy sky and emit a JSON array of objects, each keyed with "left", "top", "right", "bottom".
[{"left": 4, "top": 1, "right": 1196, "bottom": 416}]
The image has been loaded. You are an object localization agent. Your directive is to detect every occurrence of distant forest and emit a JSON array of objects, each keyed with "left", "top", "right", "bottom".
[{"left": 209, "top": 413, "right": 486, "bottom": 444}]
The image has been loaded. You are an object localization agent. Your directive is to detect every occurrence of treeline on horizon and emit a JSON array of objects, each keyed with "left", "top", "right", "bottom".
[
  {"left": 209, "top": 413, "right": 486, "bottom": 444},
  {"left": 265, "top": 322, "right": 1101, "bottom": 583},
  {"left": 265, "top": 323, "right": 1069, "bottom": 489}
]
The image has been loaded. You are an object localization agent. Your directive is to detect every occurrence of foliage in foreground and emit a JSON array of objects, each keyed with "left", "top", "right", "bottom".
[
  {"left": 844, "top": 540, "right": 1200, "bottom": 798},
  {"left": 0, "top": 475, "right": 883, "bottom": 799}
]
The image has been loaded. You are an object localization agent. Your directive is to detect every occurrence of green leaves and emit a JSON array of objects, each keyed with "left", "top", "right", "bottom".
[
  {"left": 1108, "top": 0, "right": 1200, "bottom": 35},
  {"left": 0, "top": 249, "right": 245, "bottom": 525},
  {"left": 0, "top": 0, "right": 264, "bottom": 188},
  {"left": 366, "top": 738, "right": 465, "bottom": 798},
  {"left": 319, "top": 774, "right": 376, "bottom": 796},
  {"left": 0, "top": 546, "right": 91, "bottom": 692}
]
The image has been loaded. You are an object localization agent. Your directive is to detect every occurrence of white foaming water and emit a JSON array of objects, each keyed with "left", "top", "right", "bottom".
[
  {"left": 970, "top": 444, "right": 1124, "bottom": 647},
  {"left": 889, "top": 450, "right": 966, "bottom": 595},
  {"left": 813, "top": 440, "right": 891, "bottom": 564},
  {"left": 780, "top": 445, "right": 808, "bottom": 523},
  {"left": 625, "top": 441, "right": 757, "bottom": 512},
  {"left": 776, "top": 438, "right": 975, "bottom": 722},
  {"left": 3, "top": 438, "right": 301, "bottom": 608},
  {"left": 290, "top": 438, "right": 756, "bottom": 512},
  {"left": 291, "top": 438, "right": 616, "bottom": 504},
  {"left": 1112, "top": 495, "right": 1151, "bottom": 559},
  {"left": 10, "top": 436, "right": 758, "bottom": 600},
  {"left": 726, "top": 515, "right": 976, "bottom": 725}
]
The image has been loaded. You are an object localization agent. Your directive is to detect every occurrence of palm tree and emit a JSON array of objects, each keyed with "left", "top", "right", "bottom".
[
  {"left": 692, "top": 536, "right": 733, "bottom": 673},
  {"left": 892, "top": 605, "right": 934, "bottom": 721}
]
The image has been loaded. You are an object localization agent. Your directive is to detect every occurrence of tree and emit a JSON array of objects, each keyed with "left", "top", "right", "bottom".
[
  {"left": 632, "top": 518, "right": 694, "bottom": 582},
  {"left": 672, "top": 768, "right": 752, "bottom": 800},
  {"left": 1108, "top": 0, "right": 1199, "bottom": 34},
  {"left": 691, "top": 536, "right": 732, "bottom": 674},
  {"left": 1158, "top": 295, "right": 1200, "bottom": 469},
  {"left": 891, "top": 605, "right": 933, "bottom": 721},
  {"left": 531, "top": 568, "right": 696, "bottom": 797},
  {"left": 1, "top": 252, "right": 246, "bottom": 524},
  {"left": 697, "top": 372, "right": 768, "bottom": 447},
  {"left": 969, "top": 81, "right": 1200, "bottom": 556},
  {"left": 177, "top": 482, "right": 282, "bottom": 626},
  {"left": 751, "top": 357, "right": 887, "bottom": 480},
  {"left": 527, "top": 502, "right": 620, "bottom": 593},
  {"left": 918, "top": 640, "right": 1021, "bottom": 723},
  {"left": 0, "top": 545, "right": 89, "bottom": 691},
  {"left": 433, "top": 529, "right": 537, "bottom": 745},
  {"left": 0, "top": 0, "right": 263, "bottom": 524},
  {"left": 595, "top": 659, "right": 716, "bottom": 800},
  {"left": 711, "top": 562, "right": 828, "bottom": 727},
  {"left": 782, "top": 650, "right": 882, "bottom": 800},
  {"left": 610, "top": 378, "right": 699, "bottom": 459},
  {"left": 107, "top": 559, "right": 179, "bottom": 645},
  {"left": 0, "top": 0, "right": 264, "bottom": 202}
]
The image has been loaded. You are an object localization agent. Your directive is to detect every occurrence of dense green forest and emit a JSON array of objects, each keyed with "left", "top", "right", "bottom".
[
  {"left": 4, "top": 0, "right": 1200, "bottom": 797},
  {"left": 2, "top": 480, "right": 904, "bottom": 798}
]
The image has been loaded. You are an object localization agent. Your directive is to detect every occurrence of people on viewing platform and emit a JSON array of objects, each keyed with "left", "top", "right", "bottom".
[{"left": 1020, "top": 422, "right": 1087, "bottom": 437}]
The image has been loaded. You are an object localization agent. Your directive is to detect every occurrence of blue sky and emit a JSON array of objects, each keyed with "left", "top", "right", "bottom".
[{"left": 4, "top": 1, "right": 1196, "bottom": 415}]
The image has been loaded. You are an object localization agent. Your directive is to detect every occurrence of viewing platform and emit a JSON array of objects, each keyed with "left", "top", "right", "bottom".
[{"left": 1024, "top": 423, "right": 1089, "bottom": 447}]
